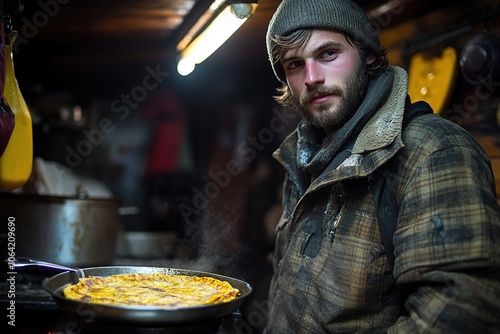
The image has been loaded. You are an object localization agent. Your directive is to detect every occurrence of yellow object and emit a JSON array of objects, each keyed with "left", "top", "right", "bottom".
[
  {"left": 408, "top": 47, "right": 458, "bottom": 114},
  {"left": 0, "top": 32, "right": 33, "bottom": 190}
]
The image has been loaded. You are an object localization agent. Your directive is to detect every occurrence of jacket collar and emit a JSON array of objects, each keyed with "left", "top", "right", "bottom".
[{"left": 351, "top": 66, "right": 408, "bottom": 154}]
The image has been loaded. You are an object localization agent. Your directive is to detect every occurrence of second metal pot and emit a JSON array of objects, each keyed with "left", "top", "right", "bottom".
[{"left": 0, "top": 191, "right": 121, "bottom": 267}]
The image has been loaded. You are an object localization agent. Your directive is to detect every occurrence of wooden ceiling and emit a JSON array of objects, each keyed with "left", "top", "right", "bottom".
[
  {"left": 8, "top": 0, "right": 423, "bottom": 64},
  {"left": 7, "top": 0, "right": 285, "bottom": 95},
  {"left": 2, "top": 0, "right": 487, "bottom": 97}
]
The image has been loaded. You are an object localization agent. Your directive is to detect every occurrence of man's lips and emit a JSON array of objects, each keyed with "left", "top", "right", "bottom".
[{"left": 309, "top": 93, "right": 334, "bottom": 104}]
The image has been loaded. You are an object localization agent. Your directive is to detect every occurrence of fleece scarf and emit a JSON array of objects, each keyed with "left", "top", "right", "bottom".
[{"left": 296, "top": 69, "right": 395, "bottom": 179}]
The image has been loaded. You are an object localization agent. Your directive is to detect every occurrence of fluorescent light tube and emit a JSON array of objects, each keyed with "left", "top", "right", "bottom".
[{"left": 177, "top": 2, "right": 257, "bottom": 76}]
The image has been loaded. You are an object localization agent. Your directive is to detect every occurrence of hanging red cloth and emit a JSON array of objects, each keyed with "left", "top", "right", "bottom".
[{"left": 142, "top": 90, "right": 191, "bottom": 177}]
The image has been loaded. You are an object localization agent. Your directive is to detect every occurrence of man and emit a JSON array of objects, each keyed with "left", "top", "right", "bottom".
[{"left": 264, "top": 0, "right": 500, "bottom": 333}]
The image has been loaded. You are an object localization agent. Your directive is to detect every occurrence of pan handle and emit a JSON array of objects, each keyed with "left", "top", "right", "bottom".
[{"left": 13, "top": 257, "right": 85, "bottom": 280}]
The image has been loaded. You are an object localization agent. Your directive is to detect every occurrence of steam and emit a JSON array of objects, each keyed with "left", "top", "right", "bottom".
[{"left": 178, "top": 184, "right": 251, "bottom": 281}]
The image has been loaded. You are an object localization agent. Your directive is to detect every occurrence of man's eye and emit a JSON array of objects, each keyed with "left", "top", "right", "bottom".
[
  {"left": 287, "top": 60, "right": 303, "bottom": 70},
  {"left": 322, "top": 50, "right": 338, "bottom": 59}
]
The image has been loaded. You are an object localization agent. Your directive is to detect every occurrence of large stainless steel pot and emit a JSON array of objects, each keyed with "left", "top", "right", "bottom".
[{"left": 0, "top": 191, "right": 121, "bottom": 266}]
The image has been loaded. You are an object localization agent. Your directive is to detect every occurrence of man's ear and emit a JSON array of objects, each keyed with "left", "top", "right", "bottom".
[{"left": 366, "top": 54, "right": 376, "bottom": 65}]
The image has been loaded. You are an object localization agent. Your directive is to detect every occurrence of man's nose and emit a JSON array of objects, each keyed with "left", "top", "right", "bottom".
[{"left": 304, "top": 61, "right": 324, "bottom": 89}]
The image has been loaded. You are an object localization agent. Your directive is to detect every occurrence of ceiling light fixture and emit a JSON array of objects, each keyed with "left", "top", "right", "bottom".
[{"left": 176, "top": 0, "right": 258, "bottom": 76}]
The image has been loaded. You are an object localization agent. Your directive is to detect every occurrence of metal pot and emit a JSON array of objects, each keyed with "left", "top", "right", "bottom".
[{"left": 0, "top": 191, "right": 121, "bottom": 266}]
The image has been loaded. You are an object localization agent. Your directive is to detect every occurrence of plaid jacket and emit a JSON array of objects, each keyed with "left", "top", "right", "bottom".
[{"left": 266, "top": 67, "right": 500, "bottom": 333}]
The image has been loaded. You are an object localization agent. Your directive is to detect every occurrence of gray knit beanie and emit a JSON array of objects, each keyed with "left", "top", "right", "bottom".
[{"left": 266, "top": 0, "right": 380, "bottom": 82}]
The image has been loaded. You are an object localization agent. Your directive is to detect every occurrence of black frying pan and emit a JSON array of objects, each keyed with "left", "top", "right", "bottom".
[{"left": 15, "top": 259, "right": 253, "bottom": 325}]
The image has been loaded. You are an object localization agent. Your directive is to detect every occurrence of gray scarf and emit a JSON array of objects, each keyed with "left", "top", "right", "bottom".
[{"left": 296, "top": 70, "right": 394, "bottom": 179}]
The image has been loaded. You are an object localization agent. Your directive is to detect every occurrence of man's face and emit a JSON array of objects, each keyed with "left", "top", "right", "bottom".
[{"left": 281, "top": 29, "right": 372, "bottom": 131}]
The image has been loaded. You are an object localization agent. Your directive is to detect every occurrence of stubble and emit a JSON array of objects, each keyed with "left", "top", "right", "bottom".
[{"left": 291, "top": 57, "right": 369, "bottom": 131}]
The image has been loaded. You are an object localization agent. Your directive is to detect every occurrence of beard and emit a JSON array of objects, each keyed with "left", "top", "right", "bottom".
[{"left": 290, "top": 58, "right": 370, "bottom": 131}]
